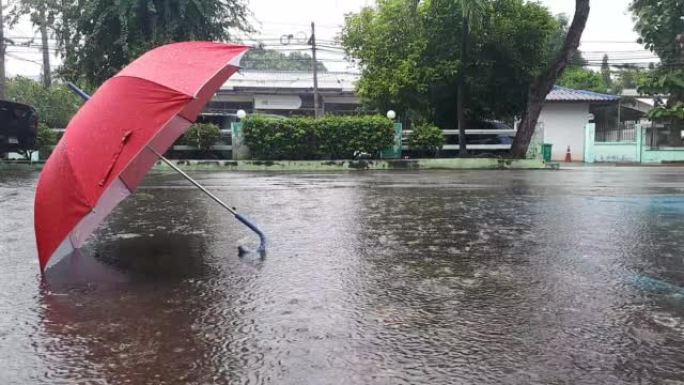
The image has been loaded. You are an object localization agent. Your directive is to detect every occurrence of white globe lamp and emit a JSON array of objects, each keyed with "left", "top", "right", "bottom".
[
  {"left": 237, "top": 109, "right": 247, "bottom": 120},
  {"left": 386, "top": 110, "right": 396, "bottom": 120}
]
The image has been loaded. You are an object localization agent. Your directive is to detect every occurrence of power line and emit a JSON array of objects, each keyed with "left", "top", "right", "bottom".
[{"left": 5, "top": 52, "right": 43, "bottom": 66}]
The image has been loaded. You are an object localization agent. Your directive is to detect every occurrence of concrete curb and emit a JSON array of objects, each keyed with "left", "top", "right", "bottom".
[
  {"left": 151, "top": 158, "right": 546, "bottom": 171},
  {"left": 0, "top": 158, "right": 546, "bottom": 172}
]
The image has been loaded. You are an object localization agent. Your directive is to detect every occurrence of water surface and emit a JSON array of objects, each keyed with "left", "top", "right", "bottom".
[{"left": 1, "top": 168, "right": 683, "bottom": 384}]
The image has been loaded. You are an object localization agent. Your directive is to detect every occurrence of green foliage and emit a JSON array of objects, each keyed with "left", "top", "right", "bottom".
[
  {"left": 631, "top": 0, "right": 684, "bottom": 123},
  {"left": 241, "top": 49, "right": 327, "bottom": 72},
  {"left": 640, "top": 69, "right": 684, "bottom": 120},
  {"left": 56, "top": 0, "right": 252, "bottom": 86},
  {"left": 341, "top": 0, "right": 562, "bottom": 128},
  {"left": 630, "top": 0, "right": 684, "bottom": 64},
  {"left": 6, "top": 77, "right": 80, "bottom": 128},
  {"left": 341, "top": 0, "right": 428, "bottom": 120},
  {"left": 649, "top": 104, "right": 684, "bottom": 120},
  {"left": 17, "top": 123, "right": 58, "bottom": 161},
  {"left": 601, "top": 54, "right": 612, "bottom": 90},
  {"left": 614, "top": 65, "right": 651, "bottom": 90},
  {"left": 243, "top": 115, "right": 395, "bottom": 160},
  {"left": 558, "top": 66, "right": 611, "bottom": 94},
  {"left": 36, "top": 122, "right": 58, "bottom": 156},
  {"left": 179, "top": 123, "right": 221, "bottom": 151},
  {"left": 408, "top": 123, "right": 444, "bottom": 157}
]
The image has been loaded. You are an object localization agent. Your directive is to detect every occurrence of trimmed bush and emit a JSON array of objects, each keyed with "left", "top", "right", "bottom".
[
  {"left": 179, "top": 122, "right": 221, "bottom": 152},
  {"left": 19, "top": 123, "right": 58, "bottom": 160},
  {"left": 243, "top": 115, "right": 394, "bottom": 160},
  {"left": 408, "top": 123, "right": 444, "bottom": 157}
]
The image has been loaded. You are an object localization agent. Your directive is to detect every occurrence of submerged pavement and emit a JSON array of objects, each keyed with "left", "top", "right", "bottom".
[{"left": 1, "top": 168, "right": 683, "bottom": 384}]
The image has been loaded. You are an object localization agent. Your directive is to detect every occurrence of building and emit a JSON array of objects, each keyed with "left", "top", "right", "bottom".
[
  {"left": 539, "top": 86, "right": 622, "bottom": 161},
  {"left": 203, "top": 71, "right": 360, "bottom": 128}
]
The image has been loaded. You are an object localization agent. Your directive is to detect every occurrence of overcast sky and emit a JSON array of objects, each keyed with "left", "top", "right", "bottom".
[{"left": 5, "top": 0, "right": 654, "bottom": 77}]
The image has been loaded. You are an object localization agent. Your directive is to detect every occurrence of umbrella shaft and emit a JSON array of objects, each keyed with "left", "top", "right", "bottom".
[{"left": 147, "top": 146, "right": 239, "bottom": 216}]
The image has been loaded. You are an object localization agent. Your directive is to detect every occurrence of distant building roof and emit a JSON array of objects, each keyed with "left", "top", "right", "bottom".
[
  {"left": 222, "top": 73, "right": 620, "bottom": 103},
  {"left": 546, "top": 86, "right": 620, "bottom": 102},
  {"left": 621, "top": 88, "right": 640, "bottom": 97},
  {"left": 222, "top": 71, "right": 359, "bottom": 92}
]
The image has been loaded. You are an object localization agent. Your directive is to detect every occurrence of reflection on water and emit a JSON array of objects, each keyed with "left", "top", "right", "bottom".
[{"left": 1, "top": 168, "right": 684, "bottom": 384}]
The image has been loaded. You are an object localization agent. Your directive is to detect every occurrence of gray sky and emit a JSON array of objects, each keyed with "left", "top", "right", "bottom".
[{"left": 5, "top": 0, "right": 655, "bottom": 77}]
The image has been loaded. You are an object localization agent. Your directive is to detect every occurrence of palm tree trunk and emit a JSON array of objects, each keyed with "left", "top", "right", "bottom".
[
  {"left": 39, "top": 3, "right": 51, "bottom": 88},
  {"left": 457, "top": 16, "right": 468, "bottom": 157},
  {"left": 511, "top": 0, "right": 590, "bottom": 158},
  {"left": 0, "top": 0, "right": 6, "bottom": 100}
]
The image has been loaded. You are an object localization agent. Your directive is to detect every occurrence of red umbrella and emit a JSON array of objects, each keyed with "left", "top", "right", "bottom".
[{"left": 34, "top": 42, "right": 251, "bottom": 272}]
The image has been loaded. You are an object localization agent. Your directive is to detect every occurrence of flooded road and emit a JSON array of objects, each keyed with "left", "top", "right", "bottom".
[{"left": 1, "top": 167, "right": 684, "bottom": 384}]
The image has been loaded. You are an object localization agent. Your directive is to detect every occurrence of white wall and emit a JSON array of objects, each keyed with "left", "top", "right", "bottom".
[{"left": 538, "top": 103, "right": 590, "bottom": 161}]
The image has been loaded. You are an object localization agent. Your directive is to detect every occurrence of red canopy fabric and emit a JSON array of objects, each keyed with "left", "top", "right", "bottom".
[{"left": 34, "top": 42, "right": 248, "bottom": 271}]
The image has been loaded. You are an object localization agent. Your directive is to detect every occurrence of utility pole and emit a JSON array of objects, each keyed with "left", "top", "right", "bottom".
[
  {"left": 310, "top": 22, "right": 321, "bottom": 118},
  {"left": 38, "top": 2, "right": 51, "bottom": 87},
  {"left": 0, "top": 0, "right": 6, "bottom": 100}
]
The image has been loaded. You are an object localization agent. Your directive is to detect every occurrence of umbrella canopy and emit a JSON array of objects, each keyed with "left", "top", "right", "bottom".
[{"left": 34, "top": 42, "right": 249, "bottom": 272}]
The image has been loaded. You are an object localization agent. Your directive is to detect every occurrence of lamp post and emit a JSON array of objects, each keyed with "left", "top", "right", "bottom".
[{"left": 386, "top": 110, "right": 396, "bottom": 120}]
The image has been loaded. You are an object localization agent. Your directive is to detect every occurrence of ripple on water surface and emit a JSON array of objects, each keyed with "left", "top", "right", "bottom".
[{"left": 1, "top": 169, "right": 684, "bottom": 384}]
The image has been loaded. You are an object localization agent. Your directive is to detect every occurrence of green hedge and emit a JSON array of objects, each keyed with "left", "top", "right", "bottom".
[
  {"left": 408, "top": 123, "right": 444, "bottom": 157},
  {"left": 179, "top": 122, "right": 221, "bottom": 151},
  {"left": 243, "top": 115, "right": 395, "bottom": 160}
]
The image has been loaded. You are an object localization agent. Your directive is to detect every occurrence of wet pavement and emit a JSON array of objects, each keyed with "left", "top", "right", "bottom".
[{"left": 1, "top": 167, "right": 684, "bottom": 385}]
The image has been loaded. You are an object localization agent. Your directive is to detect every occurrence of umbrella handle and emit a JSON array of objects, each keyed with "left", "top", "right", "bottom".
[{"left": 67, "top": 82, "right": 92, "bottom": 101}]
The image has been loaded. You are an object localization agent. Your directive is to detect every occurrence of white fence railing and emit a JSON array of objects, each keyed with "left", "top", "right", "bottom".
[
  {"left": 51, "top": 128, "right": 515, "bottom": 153},
  {"left": 402, "top": 129, "right": 516, "bottom": 151},
  {"left": 51, "top": 128, "right": 234, "bottom": 152}
]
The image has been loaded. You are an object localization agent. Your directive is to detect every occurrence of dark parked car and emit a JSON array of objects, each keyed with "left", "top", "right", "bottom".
[
  {"left": 465, "top": 120, "right": 514, "bottom": 145},
  {"left": 0, "top": 100, "right": 39, "bottom": 156},
  {"left": 445, "top": 120, "right": 515, "bottom": 156}
]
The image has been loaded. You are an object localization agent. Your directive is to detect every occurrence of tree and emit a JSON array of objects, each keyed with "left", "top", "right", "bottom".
[
  {"left": 511, "top": 0, "right": 590, "bottom": 158},
  {"left": 630, "top": 0, "right": 684, "bottom": 139},
  {"left": 342, "top": 0, "right": 428, "bottom": 121},
  {"left": 57, "top": 0, "right": 252, "bottom": 86},
  {"left": 6, "top": 76, "right": 80, "bottom": 128},
  {"left": 630, "top": 0, "right": 684, "bottom": 65},
  {"left": 454, "top": 0, "right": 487, "bottom": 156},
  {"left": 558, "top": 66, "right": 610, "bottom": 93},
  {"left": 341, "top": 0, "right": 561, "bottom": 134},
  {"left": 241, "top": 49, "right": 327, "bottom": 72},
  {"left": 1, "top": 0, "right": 7, "bottom": 99},
  {"left": 614, "top": 65, "right": 650, "bottom": 91},
  {"left": 600, "top": 54, "right": 612, "bottom": 91}
]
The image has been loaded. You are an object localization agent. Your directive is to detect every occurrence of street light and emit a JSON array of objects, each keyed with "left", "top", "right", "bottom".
[
  {"left": 386, "top": 110, "right": 396, "bottom": 120},
  {"left": 237, "top": 109, "right": 247, "bottom": 120}
]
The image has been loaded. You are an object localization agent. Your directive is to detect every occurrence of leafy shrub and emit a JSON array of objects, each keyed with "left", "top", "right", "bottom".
[
  {"left": 7, "top": 77, "right": 81, "bottom": 128},
  {"left": 18, "top": 123, "right": 58, "bottom": 161},
  {"left": 242, "top": 116, "right": 320, "bottom": 160},
  {"left": 179, "top": 123, "right": 221, "bottom": 151},
  {"left": 408, "top": 123, "right": 444, "bottom": 157},
  {"left": 243, "top": 115, "right": 394, "bottom": 160}
]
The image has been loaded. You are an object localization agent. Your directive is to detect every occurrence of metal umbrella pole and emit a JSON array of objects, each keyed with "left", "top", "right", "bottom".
[
  {"left": 147, "top": 146, "right": 266, "bottom": 254},
  {"left": 67, "top": 82, "right": 267, "bottom": 256}
]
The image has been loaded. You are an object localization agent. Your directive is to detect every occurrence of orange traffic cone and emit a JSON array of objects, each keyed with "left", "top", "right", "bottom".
[{"left": 564, "top": 146, "right": 572, "bottom": 162}]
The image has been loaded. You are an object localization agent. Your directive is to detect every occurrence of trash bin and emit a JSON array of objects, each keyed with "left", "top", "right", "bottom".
[{"left": 542, "top": 143, "right": 553, "bottom": 162}]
